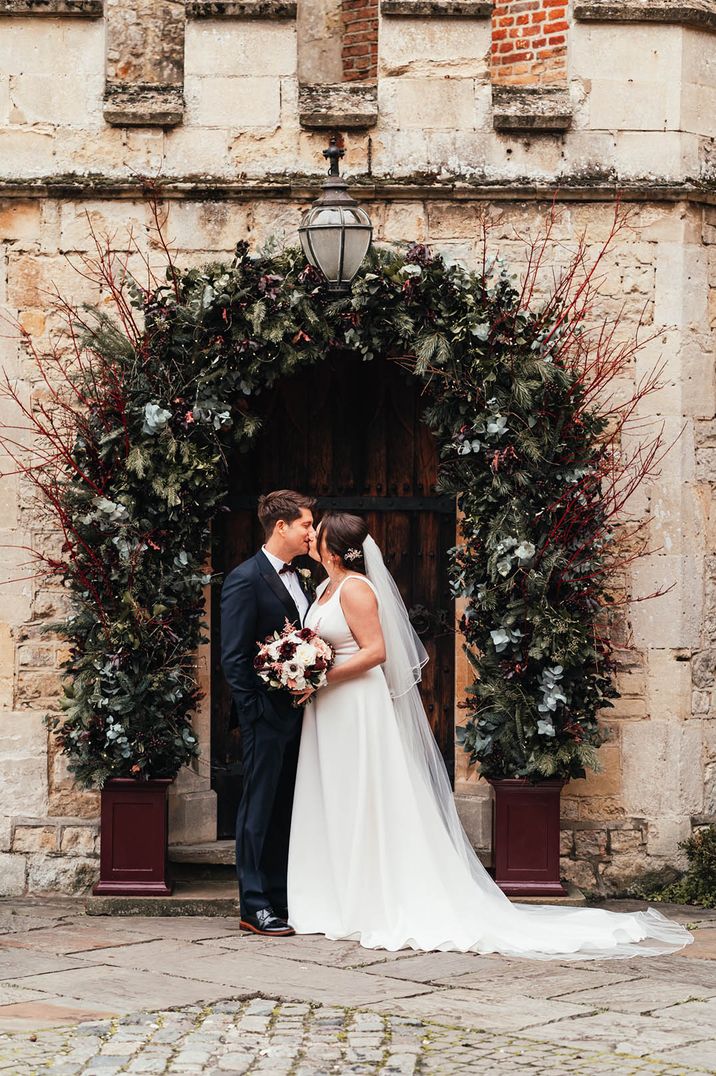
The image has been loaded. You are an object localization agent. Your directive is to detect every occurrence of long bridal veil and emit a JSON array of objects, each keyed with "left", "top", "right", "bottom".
[{"left": 362, "top": 534, "right": 692, "bottom": 960}]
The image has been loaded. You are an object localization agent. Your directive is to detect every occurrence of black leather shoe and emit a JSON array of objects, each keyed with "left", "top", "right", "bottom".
[
  {"left": 275, "top": 906, "right": 289, "bottom": 921},
  {"left": 240, "top": 908, "right": 295, "bottom": 937}
]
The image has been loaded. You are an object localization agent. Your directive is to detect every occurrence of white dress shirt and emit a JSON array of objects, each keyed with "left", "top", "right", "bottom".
[{"left": 262, "top": 545, "right": 310, "bottom": 625}]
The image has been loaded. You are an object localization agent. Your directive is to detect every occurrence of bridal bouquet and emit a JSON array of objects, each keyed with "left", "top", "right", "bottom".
[{"left": 254, "top": 619, "right": 335, "bottom": 702}]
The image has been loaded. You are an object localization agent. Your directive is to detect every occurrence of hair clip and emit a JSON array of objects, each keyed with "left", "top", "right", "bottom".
[{"left": 344, "top": 547, "right": 362, "bottom": 562}]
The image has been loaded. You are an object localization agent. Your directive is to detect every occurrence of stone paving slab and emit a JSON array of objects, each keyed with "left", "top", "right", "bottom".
[
  {"left": 0, "top": 983, "right": 59, "bottom": 1005},
  {"left": 108, "top": 917, "right": 246, "bottom": 943},
  {"left": 560, "top": 974, "right": 716, "bottom": 1013},
  {"left": 361, "top": 951, "right": 501, "bottom": 982},
  {"left": 370, "top": 985, "right": 596, "bottom": 1032},
  {"left": 0, "top": 997, "right": 118, "bottom": 1033},
  {"left": 651, "top": 996, "right": 716, "bottom": 1026},
  {"left": 0, "top": 924, "right": 155, "bottom": 955},
  {"left": 67, "top": 938, "right": 437, "bottom": 1006},
  {"left": 198, "top": 932, "right": 426, "bottom": 968},
  {"left": 0, "top": 950, "right": 102, "bottom": 981},
  {"left": 6, "top": 965, "right": 240, "bottom": 1013},
  {"left": 437, "top": 965, "right": 641, "bottom": 997},
  {"left": 510, "top": 1008, "right": 715, "bottom": 1056},
  {"left": 685, "top": 928, "right": 716, "bottom": 960}
]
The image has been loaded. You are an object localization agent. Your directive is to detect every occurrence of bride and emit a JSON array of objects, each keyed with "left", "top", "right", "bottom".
[{"left": 287, "top": 512, "right": 692, "bottom": 959}]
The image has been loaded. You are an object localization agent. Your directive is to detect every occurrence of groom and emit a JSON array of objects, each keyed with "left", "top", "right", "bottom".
[{"left": 220, "top": 489, "right": 316, "bottom": 937}]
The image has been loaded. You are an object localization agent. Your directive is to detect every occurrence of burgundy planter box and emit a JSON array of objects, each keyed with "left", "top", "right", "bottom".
[
  {"left": 488, "top": 778, "right": 567, "bottom": 897},
  {"left": 93, "top": 777, "right": 173, "bottom": 896}
]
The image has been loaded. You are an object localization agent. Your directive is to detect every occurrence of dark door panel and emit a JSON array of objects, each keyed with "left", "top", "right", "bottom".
[{"left": 211, "top": 353, "right": 456, "bottom": 838}]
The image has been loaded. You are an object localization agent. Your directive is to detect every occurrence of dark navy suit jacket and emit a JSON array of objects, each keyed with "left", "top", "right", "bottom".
[{"left": 220, "top": 550, "right": 310, "bottom": 732}]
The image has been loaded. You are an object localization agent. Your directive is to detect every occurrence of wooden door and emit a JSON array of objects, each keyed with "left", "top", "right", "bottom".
[{"left": 211, "top": 352, "right": 456, "bottom": 838}]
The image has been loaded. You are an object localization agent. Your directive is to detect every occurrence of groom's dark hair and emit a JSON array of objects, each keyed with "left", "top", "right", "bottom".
[{"left": 258, "top": 489, "right": 316, "bottom": 538}]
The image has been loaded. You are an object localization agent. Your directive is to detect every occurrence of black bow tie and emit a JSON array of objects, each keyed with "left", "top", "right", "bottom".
[{"left": 279, "top": 563, "right": 297, "bottom": 575}]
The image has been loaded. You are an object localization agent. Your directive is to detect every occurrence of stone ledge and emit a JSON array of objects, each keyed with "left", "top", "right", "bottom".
[
  {"left": 169, "top": 839, "right": 235, "bottom": 865},
  {"left": 380, "top": 0, "right": 491, "bottom": 15},
  {"left": 103, "top": 84, "right": 184, "bottom": 128},
  {"left": 0, "top": 0, "right": 102, "bottom": 12},
  {"left": 574, "top": 0, "right": 716, "bottom": 32},
  {"left": 492, "top": 86, "right": 572, "bottom": 133},
  {"left": 186, "top": 0, "right": 297, "bottom": 17},
  {"left": 1, "top": 175, "right": 715, "bottom": 206},
  {"left": 299, "top": 83, "right": 378, "bottom": 130}
]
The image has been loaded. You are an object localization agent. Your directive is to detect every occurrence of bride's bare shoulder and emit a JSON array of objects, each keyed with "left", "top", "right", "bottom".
[{"left": 340, "top": 574, "right": 378, "bottom": 608}]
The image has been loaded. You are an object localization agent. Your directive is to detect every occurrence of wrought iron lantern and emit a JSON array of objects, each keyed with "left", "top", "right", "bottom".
[{"left": 298, "top": 138, "right": 373, "bottom": 295}]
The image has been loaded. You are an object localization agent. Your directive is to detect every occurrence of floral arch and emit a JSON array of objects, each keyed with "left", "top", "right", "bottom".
[{"left": 3, "top": 211, "right": 661, "bottom": 791}]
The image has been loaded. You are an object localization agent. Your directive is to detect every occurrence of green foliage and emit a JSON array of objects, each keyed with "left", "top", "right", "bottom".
[
  {"left": 638, "top": 827, "right": 716, "bottom": 909},
  {"left": 40, "top": 237, "right": 622, "bottom": 786}
]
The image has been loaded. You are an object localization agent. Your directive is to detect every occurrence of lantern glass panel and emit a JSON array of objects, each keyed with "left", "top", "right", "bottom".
[
  {"left": 306, "top": 207, "right": 345, "bottom": 282},
  {"left": 341, "top": 208, "right": 372, "bottom": 282}
]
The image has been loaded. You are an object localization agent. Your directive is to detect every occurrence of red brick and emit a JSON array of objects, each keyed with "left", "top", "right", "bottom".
[{"left": 544, "top": 18, "right": 568, "bottom": 32}]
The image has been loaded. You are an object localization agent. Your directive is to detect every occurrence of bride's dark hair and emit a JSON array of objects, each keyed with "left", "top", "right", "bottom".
[{"left": 318, "top": 512, "right": 369, "bottom": 574}]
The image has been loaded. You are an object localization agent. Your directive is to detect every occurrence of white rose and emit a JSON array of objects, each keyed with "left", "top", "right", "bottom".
[{"left": 295, "top": 642, "right": 316, "bottom": 665}]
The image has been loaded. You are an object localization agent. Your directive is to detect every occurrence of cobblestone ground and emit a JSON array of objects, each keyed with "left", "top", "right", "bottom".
[{"left": 0, "top": 996, "right": 712, "bottom": 1076}]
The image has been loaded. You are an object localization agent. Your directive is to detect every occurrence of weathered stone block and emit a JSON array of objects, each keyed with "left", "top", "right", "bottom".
[
  {"left": 575, "top": 828, "right": 609, "bottom": 859},
  {"left": 298, "top": 83, "right": 378, "bottom": 129},
  {"left": 186, "top": 21, "right": 296, "bottom": 78},
  {"left": 0, "top": 851, "right": 26, "bottom": 896},
  {"left": 655, "top": 243, "right": 709, "bottom": 329},
  {"left": 0, "top": 1, "right": 102, "bottom": 12},
  {"left": 622, "top": 719, "right": 704, "bottom": 819},
  {"left": 560, "top": 856, "right": 598, "bottom": 893},
  {"left": 568, "top": 743, "right": 623, "bottom": 799},
  {"left": 167, "top": 789, "right": 217, "bottom": 845},
  {"left": 646, "top": 816, "right": 692, "bottom": 857},
  {"left": 575, "top": 1, "right": 716, "bottom": 33},
  {"left": 163, "top": 201, "right": 252, "bottom": 253},
  {"left": 188, "top": 0, "right": 296, "bottom": 14},
  {"left": 12, "top": 823, "right": 57, "bottom": 852},
  {"left": 27, "top": 853, "right": 96, "bottom": 893},
  {"left": 103, "top": 84, "right": 185, "bottom": 127},
  {"left": 427, "top": 202, "right": 479, "bottom": 241},
  {"left": 0, "top": 202, "right": 41, "bottom": 245},
  {"left": 185, "top": 75, "right": 281, "bottom": 128},
  {"left": 9, "top": 73, "right": 104, "bottom": 127},
  {"left": 572, "top": 21, "right": 683, "bottom": 82},
  {"left": 0, "top": 20, "right": 102, "bottom": 75},
  {"left": 454, "top": 793, "right": 491, "bottom": 854},
  {"left": 608, "top": 827, "right": 645, "bottom": 853},
  {"left": 60, "top": 824, "right": 98, "bottom": 855},
  {"left": 0, "top": 128, "right": 56, "bottom": 177},
  {"left": 646, "top": 650, "right": 692, "bottom": 721},
  {"left": 630, "top": 554, "right": 701, "bottom": 651},
  {"left": 381, "top": 0, "right": 491, "bottom": 13},
  {"left": 492, "top": 87, "right": 572, "bottom": 133},
  {"left": 382, "top": 77, "right": 477, "bottom": 130},
  {"left": 0, "top": 712, "right": 48, "bottom": 818},
  {"left": 560, "top": 829, "right": 575, "bottom": 856},
  {"left": 588, "top": 78, "right": 679, "bottom": 133},
  {"left": 380, "top": 17, "right": 489, "bottom": 79}
]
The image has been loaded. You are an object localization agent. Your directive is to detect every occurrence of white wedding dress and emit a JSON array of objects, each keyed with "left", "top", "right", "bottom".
[{"left": 287, "top": 569, "right": 692, "bottom": 959}]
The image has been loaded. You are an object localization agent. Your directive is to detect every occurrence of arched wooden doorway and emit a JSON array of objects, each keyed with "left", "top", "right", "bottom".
[{"left": 211, "top": 353, "right": 456, "bottom": 838}]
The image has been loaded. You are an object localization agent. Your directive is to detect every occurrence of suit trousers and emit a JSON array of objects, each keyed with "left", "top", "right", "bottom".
[{"left": 235, "top": 710, "right": 301, "bottom": 916}]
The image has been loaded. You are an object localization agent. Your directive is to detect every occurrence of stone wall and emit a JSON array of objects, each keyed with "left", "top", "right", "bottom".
[{"left": 0, "top": 1, "right": 715, "bottom": 894}]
